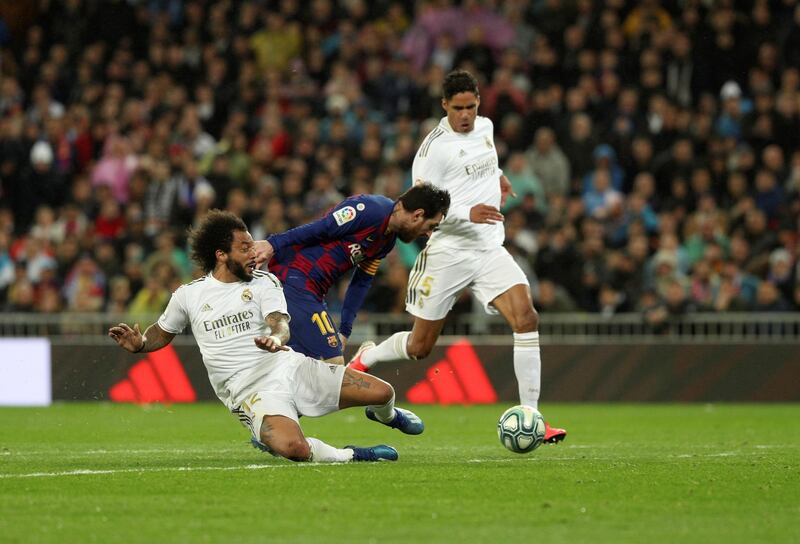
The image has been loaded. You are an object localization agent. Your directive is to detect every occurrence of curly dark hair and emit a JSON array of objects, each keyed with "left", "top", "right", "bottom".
[
  {"left": 442, "top": 69, "right": 479, "bottom": 100},
  {"left": 189, "top": 210, "right": 248, "bottom": 273},
  {"left": 398, "top": 183, "right": 451, "bottom": 219}
]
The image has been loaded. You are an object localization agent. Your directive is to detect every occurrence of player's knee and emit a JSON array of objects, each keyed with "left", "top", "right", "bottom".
[
  {"left": 277, "top": 438, "right": 311, "bottom": 462},
  {"left": 375, "top": 381, "right": 394, "bottom": 405},
  {"left": 514, "top": 307, "right": 539, "bottom": 333},
  {"left": 406, "top": 337, "right": 433, "bottom": 359}
]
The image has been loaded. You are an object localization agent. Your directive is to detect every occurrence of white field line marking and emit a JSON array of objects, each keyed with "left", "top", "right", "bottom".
[
  {"left": 468, "top": 457, "right": 596, "bottom": 463},
  {"left": 467, "top": 451, "right": 773, "bottom": 463},
  {"left": 0, "top": 448, "right": 247, "bottom": 457},
  {"left": 0, "top": 462, "right": 349, "bottom": 479}
]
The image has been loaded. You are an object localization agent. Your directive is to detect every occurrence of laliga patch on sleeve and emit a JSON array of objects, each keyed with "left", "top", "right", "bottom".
[{"left": 333, "top": 206, "right": 357, "bottom": 226}]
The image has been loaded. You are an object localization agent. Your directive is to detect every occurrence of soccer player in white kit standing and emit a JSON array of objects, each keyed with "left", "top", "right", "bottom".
[
  {"left": 109, "top": 210, "right": 424, "bottom": 463},
  {"left": 349, "top": 70, "right": 566, "bottom": 443}
]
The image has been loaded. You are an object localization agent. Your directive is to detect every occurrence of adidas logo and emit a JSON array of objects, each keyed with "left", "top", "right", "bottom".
[
  {"left": 201, "top": 303, "right": 213, "bottom": 312},
  {"left": 458, "top": 149, "right": 467, "bottom": 157},
  {"left": 406, "top": 339, "right": 497, "bottom": 404},
  {"left": 109, "top": 345, "right": 197, "bottom": 403}
]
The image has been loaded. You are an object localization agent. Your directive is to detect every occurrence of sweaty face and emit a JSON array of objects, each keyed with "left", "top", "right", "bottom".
[
  {"left": 443, "top": 92, "right": 479, "bottom": 133},
  {"left": 225, "top": 230, "right": 256, "bottom": 282},
  {"left": 398, "top": 212, "right": 443, "bottom": 243}
]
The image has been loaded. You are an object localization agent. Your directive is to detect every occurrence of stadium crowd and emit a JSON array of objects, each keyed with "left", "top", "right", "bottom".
[{"left": 0, "top": 0, "right": 799, "bottom": 327}]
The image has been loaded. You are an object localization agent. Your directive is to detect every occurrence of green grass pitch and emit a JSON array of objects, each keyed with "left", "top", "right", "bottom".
[{"left": 1, "top": 403, "right": 798, "bottom": 543}]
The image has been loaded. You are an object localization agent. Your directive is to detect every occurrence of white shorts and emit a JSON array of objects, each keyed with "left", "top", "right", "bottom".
[
  {"left": 405, "top": 244, "right": 530, "bottom": 321},
  {"left": 231, "top": 352, "right": 346, "bottom": 441}
]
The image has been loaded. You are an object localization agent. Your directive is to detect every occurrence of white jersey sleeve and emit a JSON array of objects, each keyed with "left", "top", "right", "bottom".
[
  {"left": 253, "top": 270, "right": 290, "bottom": 321},
  {"left": 158, "top": 285, "right": 190, "bottom": 334}
]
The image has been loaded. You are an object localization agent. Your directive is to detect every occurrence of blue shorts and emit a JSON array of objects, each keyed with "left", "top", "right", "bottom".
[{"left": 283, "top": 283, "right": 343, "bottom": 360}]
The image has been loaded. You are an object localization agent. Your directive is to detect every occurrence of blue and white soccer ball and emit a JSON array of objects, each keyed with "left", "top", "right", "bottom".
[{"left": 497, "top": 405, "right": 546, "bottom": 453}]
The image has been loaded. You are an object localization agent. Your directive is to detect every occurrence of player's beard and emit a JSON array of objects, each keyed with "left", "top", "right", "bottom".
[
  {"left": 227, "top": 259, "right": 253, "bottom": 282},
  {"left": 398, "top": 226, "right": 429, "bottom": 243},
  {"left": 398, "top": 230, "right": 417, "bottom": 243}
]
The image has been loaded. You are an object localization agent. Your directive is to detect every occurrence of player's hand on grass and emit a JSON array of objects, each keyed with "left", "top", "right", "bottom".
[
  {"left": 469, "top": 204, "right": 504, "bottom": 224},
  {"left": 109, "top": 323, "right": 145, "bottom": 353},
  {"left": 500, "top": 175, "right": 516, "bottom": 208},
  {"left": 254, "top": 240, "right": 275, "bottom": 267},
  {"left": 254, "top": 335, "right": 290, "bottom": 352}
]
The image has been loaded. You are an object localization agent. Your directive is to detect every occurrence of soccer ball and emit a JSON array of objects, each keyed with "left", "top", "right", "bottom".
[{"left": 497, "top": 405, "right": 546, "bottom": 453}]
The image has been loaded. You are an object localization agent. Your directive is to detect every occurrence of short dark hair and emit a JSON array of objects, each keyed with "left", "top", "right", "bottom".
[
  {"left": 398, "top": 183, "right": 451, "bottom": 219},
  {"left": 189, "top": 209, "right": 248, "bottom": 273},
  {"left": 442, "top": 69, "right": 479, "bottom": 100}
]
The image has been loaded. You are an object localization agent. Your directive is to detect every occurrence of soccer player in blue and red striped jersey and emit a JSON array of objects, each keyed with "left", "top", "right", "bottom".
[{"left": 253, "top": 183, "right": 450, "bottom": 365}]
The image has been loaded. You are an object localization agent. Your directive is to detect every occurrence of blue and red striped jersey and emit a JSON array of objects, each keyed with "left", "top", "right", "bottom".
[{"left": 267, "top": 195, "right": 397, "bottom": 300}]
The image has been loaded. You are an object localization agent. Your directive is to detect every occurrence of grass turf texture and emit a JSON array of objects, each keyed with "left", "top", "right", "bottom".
[{"left": 1, "top": 403, "right": 798, "bottom": 544}]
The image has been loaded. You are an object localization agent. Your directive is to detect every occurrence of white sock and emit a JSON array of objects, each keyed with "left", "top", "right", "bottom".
[
  {"left": 368, "top": 391, "right": 396, "bottom": 423},
  {"left": 361, "top": 331, "right": 411, "bottom": 369},
  {"left": 513, "top": 331, "right": 541, "bottom": 409},
  {"left": 306, "top": 437, "right": 354, "bottom": 463}
]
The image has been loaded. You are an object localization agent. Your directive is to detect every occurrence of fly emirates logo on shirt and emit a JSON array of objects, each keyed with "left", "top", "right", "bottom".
[
  {"left": 203, "top": 310, "right": 255, "bottom": 340},
  {"left": 464, "top": 155, "right": 497, "bottom": 182}
]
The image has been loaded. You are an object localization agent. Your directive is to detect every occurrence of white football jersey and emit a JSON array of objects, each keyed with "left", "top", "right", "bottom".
[
  {"left": 157, "top": 269, "right": 290, "bottom": 408},
  {"left": 412, "top": 116, "right": 505, "bottom": 249}
]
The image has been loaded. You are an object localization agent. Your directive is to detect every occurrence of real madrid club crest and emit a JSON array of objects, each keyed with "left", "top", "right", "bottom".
[{"left": 241, "top": 288, "right": 253, "bottom": 302}]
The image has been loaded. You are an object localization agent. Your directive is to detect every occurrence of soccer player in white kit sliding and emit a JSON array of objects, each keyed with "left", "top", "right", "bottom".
[
  {"left": 109, "top": 210, "right": 424, "bottom": 463},
  {"left": 349, "top": 70, "right": 566, "bottom": 443}
]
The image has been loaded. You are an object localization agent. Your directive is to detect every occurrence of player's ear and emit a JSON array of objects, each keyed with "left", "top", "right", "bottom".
[
  {"left": 441, "top": 98, "right": 447, "bottom": 111},
  {"left": 215, "top": 248, "right": 227, "bottom": 262}
]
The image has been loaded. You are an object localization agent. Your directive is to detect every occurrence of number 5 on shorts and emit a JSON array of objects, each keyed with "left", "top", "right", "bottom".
[
  {"left": 420, "top": 276, "right": 434, "bottom": 297},
  {"left": 311, "top": 311, "right": 335, "bottom": 335}
]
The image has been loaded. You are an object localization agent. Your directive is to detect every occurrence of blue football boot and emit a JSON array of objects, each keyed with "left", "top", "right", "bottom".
[
  {"left": 365, "top": 407, "right": 425, "bottom": 435},
  {"left": 345, "top": 444, "right": 399, "bottom": 462}
]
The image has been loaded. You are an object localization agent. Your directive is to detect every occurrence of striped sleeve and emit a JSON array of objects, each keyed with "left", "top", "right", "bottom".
[{"left": 357, "top": 258, "right": 381, "bottom": 276}]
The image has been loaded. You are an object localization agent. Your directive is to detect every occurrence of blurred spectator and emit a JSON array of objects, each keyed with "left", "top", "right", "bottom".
[
  {"left": 91, "top": 136, "right": 138, "bottom": 204},
  {"left": 535, "top": 279, "right": 577, "bottom": 313},
  {"left": 127, "top": 273, "right": 170, "bottom": 323},
  {"left": 753, "top": 280, "right": 792, "bottom": 312},
  {"left": 526, "top": 127, "right": 570, "bottom": 201},
  {"left": 502, "top": 152, "right": 544, "bottom": 213}
]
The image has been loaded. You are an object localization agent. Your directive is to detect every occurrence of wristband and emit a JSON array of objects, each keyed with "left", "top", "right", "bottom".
[{"left": 132, "top": 336, "right": 147, "bottom": 353}]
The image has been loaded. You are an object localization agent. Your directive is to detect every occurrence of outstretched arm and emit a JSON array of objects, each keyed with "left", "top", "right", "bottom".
[
  {"left": 109, "top": 322, "right": 175, "bottom": 353},
  {"left": 339, "top": 264, "right": 377, "bottom": 338},
  {"left": 255, "top": 201, "right": 372, "bottom": 266},
  {"left": 254, "top": 311, "right": 291, "bottom": 352}
]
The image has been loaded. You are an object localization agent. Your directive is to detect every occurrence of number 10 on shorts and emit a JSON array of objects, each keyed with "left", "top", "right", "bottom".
[{"left": 311, "top": 311, "right": 336, "bottom": 335}]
